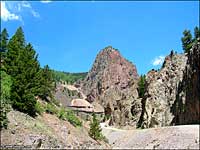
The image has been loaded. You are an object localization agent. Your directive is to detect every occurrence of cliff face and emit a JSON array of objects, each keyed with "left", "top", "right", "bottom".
[
  {"left": 81, "top": 46, "right": 140, "bottom": 126},
  {"left": 138, "top": 52, "right": 187, "bottom": 128},
  {"left": 172, "top": 39, "right": 200, "bottom": 125},
  {"left": 80, "top": 43, "right": 199, "bottom": 128}
]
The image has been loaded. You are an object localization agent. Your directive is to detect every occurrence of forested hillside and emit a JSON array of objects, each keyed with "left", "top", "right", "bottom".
[
  {"left": 0, "top": 27, "right": 54, "bottom": 124},
  {"left": 52, "top": 70, "right": 87, "bottom": 84}
]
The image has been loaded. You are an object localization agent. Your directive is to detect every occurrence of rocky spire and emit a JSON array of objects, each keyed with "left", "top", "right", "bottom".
[{"left": 81, "top": 46, "right": 140, "bottom": 127}]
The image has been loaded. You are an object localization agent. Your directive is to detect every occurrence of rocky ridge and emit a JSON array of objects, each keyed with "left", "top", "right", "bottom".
[
  {"left": 81, "top": 46, "right": 140, "bottom": 127},
  {"left": 138, "top": 39, "right": 199, "bottom": 128},
  {"left": 80, "top": 44, "right": 199, "bottom": 128},
  {"left": 172, "top": 38, "right": 200, "bottom": 125},
  {"left": 138, "top": 52, "right": 187, "bottom": 128}
]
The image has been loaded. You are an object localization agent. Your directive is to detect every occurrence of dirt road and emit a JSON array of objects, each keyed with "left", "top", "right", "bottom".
[{"left": 102, "top": 124, "right": 199, "bottom": 149}]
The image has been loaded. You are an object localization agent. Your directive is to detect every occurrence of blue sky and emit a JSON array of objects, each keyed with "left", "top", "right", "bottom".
[{"left": 1, "top": 1, "right": 199, "bottom": 75}]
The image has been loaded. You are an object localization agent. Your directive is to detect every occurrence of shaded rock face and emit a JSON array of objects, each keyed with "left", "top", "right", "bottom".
[
  {"left": 172, "top": 39, "right": 200, "bottom": 125},
  {"left": 138, "top": 52, "right": 187, "bottom": 128},
  {"left": 81, "top": 46, "right": 140, "bottom": 126}
]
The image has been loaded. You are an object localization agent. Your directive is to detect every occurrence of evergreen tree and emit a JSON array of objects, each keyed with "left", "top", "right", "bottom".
[
  {"left": 36, "top": 65, "right": 54, "bottom": 100},
  {"left": 0, "top": 28, "right": 9, "bottom": 60},
  {"left": 4, "top": 27, "right": 39, "bottom": 116},
  {"left": 89, "top": 113, "right": 103, "bottom": 140},
  {"left": 194, "top": 26, "right": 200, "bottom": 40},
  {"left": 181, "top": 27, "right": 199, "bottom": 53},
  {"left": 5, "top": 27, "right": 26, "bottom": 75},
  {"left": 138, "top": 75, "right": 146, "bottom": 98},
  {"left": 181, "top": 30, "right": 193, "bottom": 53},
  {"left": 2, "top": 27, "right": 55, "bottom": 117}
]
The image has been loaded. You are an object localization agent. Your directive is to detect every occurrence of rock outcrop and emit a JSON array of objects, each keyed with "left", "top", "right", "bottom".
[
  {"left": 81, "top": 46, "right": 140, "bottom": 127},
  {"left": 138, "top": 52, "right": 187, "bottom": 128},
  {"left": 54, "top": 83, "right": 86, "bottom": 107},
  {"left": 172, "top": 38, "right": 200, "bottom": 124}
]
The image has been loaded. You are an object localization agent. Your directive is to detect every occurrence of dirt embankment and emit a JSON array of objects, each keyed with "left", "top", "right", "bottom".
[{"left": 1, "top": 110, "right": 110, "bottom": 149}]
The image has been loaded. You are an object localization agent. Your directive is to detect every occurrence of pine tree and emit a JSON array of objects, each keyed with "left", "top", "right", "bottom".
[
  {"left": 194, "top": 26, "right": 200, "bottom": 40},
  {"left": 5, "top": 27, "right": 26, "bottom": 75},
  {"left": 0, "top": 28, "right": 9, "bottom": 60},
  {"left": 181, "top": 27, "right": 200, "bottom": 53},
  {"left": 2, "top": 27, "right": 55, "bottom": 117},
  {"left": 36, "top": 65, "right": 54, "bottom": 100},
  {"left": 89, "top": 113, "right": 103, "bottom": 140},
  {"left": 181, "top": 30, "right": 193, "bottom": 53},
  {"left": 4, "top": 27, "right": 39, "bottom": 116}
]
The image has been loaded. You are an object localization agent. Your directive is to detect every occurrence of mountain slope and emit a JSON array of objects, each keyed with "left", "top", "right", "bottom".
[{"left": 1, "top": 110, "right": 110, "bottom": 149}]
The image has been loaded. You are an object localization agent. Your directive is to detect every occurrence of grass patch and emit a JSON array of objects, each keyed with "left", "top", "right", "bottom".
[
  {"left": 57, "top": 108, "right": 82, "bottom": 127},
  {"left": 35, "top": 101, "right": 45, "bottom": 115},
  {"left": 46, "top": 103, "right": 58, "bottom": 115}
]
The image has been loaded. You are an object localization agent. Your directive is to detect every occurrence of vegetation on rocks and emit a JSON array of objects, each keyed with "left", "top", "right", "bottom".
[
  {"left": 46, "top": 103, "right": 58, "bottom": 115},
  {"left": 181, "top": 26, "right": 199, "bottom": 53},
  {"left": 35, "top": 101, "right": 46, "bottom": 115},
  {"left": 89, "top": 113, "right": 105, "bottom": 141},
  {"left": 57, "top": 108, "right": 82, "bottom": 127},
  {"left": 0, "top": 70, "right": 12, "bottom": 129},
  {"left": 52, "top": 70, "right": 87, "bottom": 84},
  {"left": 138, "top": 75, "right": 146, "bottom": 98}
]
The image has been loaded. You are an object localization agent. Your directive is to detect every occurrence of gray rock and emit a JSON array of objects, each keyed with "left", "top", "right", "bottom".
[
  {"left": 138, "top": 52, "right": 187, "bottom": 128},
  {"left": 172, "top": 38, "right": 200, "bottom": 124}
]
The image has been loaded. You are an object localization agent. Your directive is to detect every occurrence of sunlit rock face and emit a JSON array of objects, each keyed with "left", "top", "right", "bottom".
[
  {"left": 138, "top": 52, "right": 187, "bottom": 128},
  {"left": 81, "top": 46, "right": 140, "bottom": 127}
]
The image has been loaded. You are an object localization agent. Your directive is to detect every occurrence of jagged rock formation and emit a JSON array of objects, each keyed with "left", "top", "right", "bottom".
[
  {"left": 81, "top": 46, "right": 140, "bottom": 127},
  {"left": 172, "top": 38, "right": 200, "bottom": 124},
  {"left": 138, "top": 52, "right": 187, "bottom": 128}
]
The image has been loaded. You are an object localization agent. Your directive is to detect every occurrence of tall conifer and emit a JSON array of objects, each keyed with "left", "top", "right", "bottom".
[{"left": 0, "top": 28, "right": 9, "bottom": 61}]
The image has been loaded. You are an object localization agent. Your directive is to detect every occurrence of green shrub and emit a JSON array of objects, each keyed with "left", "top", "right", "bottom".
[
  {"left": 35, "top": 101, "right": 45, "bottom": 115},
  {"left": 0, "top": 71, "right": 12, "bottom": 129},
  {"left": 104, "top": 114, "right": 111, "bottom": 121},
  {"left": 138, "top": 75, "right": 146, "bottom": 98},
  {"left": 89, "top": 113, "right": 104, "bottom": 140},
  {"left": 66, "top": 110, "right": 82, "bottom": 127},
  {"left": 46, "top": 103, "right": 58, "bottom": 115},
  {"left": 57, "top": 108, "right": 82, "bottom": 127},
  {"left": 57, "top": 107, "right": 66, "bottom": 120}
]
